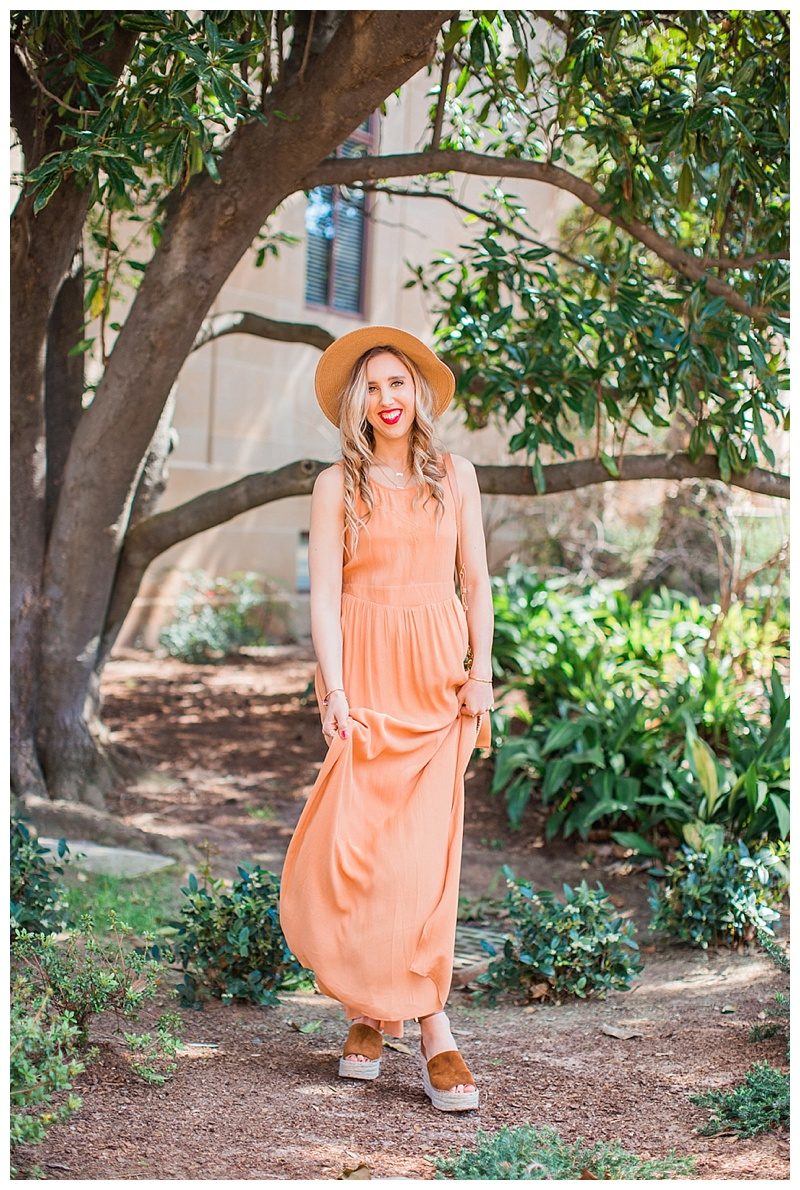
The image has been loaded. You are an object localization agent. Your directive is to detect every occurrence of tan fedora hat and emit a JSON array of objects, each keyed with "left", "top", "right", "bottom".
[{"left": 314, "top": 325, "right": 456, "bottom": 427}]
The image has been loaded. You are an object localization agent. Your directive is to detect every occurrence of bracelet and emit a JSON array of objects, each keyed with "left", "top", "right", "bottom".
[
  {"left": 469, "top": 674, "right": 493, "bottom": 683},
  {"left": 322, "top": 687, "right": 346, "bottom": 705}
]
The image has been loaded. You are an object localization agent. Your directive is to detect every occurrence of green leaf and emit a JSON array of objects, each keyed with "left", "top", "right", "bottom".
[
  {"left": 599, "top": 451, "right": 620, "bottom": 479},
  {"left": 610, "top": 831, "right": 663, "bottom": 859},
  {"left": 769, "top": 794, "right": 790, "bottom": 839},
  {"left": 514, "top": 53, "right": 530, "bottom": 93},
  {"left": 689, "top": 735, "right": 719, "bottom": 815},
  {"left": 532, "top": 456, "right": 546, "bottom": 494},
  {"left": 678, "top": 162, "right": 693, "bottom": 209}
]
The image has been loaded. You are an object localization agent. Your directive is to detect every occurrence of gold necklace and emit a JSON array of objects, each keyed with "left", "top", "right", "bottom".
[{"left": 373, "top": 460, "right": 413, "bottom": 489}]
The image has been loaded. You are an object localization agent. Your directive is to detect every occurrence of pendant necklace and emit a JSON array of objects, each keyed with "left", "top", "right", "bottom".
[{"left": 374, "top": 460, "right": 412, "bottom": 489}]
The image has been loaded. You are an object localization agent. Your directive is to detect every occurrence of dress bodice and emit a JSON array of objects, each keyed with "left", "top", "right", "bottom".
[{"left": 341, "top": 453, "right": 459, "bottom": 605}]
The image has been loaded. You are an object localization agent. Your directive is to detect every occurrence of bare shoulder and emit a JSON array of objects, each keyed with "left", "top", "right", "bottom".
[
  {"left": 448, "top": 452, "right": 479, "bottom": 487},
  {"left": 313, "top": 459, "right": 345, "bottom": 497}
]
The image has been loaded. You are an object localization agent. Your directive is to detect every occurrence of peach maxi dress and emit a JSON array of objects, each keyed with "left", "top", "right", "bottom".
[{"left": 279, "top": 451, "right": 491, "bottom": 1039}]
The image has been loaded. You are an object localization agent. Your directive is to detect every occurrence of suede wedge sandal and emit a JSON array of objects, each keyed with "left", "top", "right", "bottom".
[
  {"left": 338, "top": 1022, "right": 383, "bottom": 1080},
  {"left": 418, "top": 1036, "right": 480, "bottom": 1111}
]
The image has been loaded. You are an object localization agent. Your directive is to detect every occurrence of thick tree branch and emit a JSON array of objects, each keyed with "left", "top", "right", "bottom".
[{"left": 302, "top": 151, "right": 776, "bottom": 322}]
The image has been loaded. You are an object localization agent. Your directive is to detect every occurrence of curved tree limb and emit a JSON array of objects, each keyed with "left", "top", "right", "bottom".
[
  {"left": 302, "top": 151, "right": 779, "bottom": 322},
  {"left": 192, "top": 312, "right": 335, "bottom": 353}
]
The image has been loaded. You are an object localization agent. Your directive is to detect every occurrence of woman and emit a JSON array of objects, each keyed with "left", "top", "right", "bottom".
[{"left": 279, "top": 325, "right": 494, "bottom": 1112}]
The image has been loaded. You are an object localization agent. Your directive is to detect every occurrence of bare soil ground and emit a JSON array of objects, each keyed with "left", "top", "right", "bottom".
[{"left": 15, "top": 647, "right": 790, "bottom": 1181}]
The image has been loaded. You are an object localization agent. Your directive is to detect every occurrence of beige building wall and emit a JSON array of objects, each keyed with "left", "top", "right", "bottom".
[{"left": 120, "top": 71, "right": 578, "bottom": 649}]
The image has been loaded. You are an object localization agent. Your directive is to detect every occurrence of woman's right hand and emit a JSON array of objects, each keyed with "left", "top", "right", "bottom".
[{"left": 321, "top": 690, "right": 350, "bottom": 744}]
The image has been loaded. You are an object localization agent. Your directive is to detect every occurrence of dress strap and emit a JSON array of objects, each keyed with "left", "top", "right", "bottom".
[{"left": 442, "top": 452, "right": 468, "bottom": 613}]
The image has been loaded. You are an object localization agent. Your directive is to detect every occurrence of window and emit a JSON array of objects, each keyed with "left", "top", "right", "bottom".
[{"left": 304, "top": 116, "right": 376, "bottom": 317}]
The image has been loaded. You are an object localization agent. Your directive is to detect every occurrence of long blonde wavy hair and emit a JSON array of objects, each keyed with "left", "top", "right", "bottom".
[{"left": 336, "top": 345, "right": 448, "bottom": 562}]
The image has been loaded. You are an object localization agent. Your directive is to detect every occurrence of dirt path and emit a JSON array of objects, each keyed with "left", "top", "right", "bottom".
[{"left": 14, "top": 648, "right": 790, "bottom": 1180}]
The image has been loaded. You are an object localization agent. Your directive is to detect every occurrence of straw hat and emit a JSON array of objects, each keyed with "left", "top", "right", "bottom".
[{"left": 314, "top": 325, "right": 456, "bottom": 427}]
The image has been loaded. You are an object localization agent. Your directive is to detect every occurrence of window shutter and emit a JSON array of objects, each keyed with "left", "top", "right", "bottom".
[
  {"left": 332, "top": 140, "right": 367, "bottom": 314},
  {"left": 305, "top": 186, "right": 334, "bottom": 306}
]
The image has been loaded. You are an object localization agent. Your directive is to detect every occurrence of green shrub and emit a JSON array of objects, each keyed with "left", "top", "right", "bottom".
[
  {"left": 488, "top": 571, "right": 789, "bottom": 849},
  {"left": 473, "top": 866, "right": 643, "bottom": 1005},
  {"left": 648, "top": 838, "right": 787, "bottom": 949},
  {"left": 159, "top": 569, "right": 285, "bottom": 663},
  {"left": 10, "top": 816, "right": 70, "bottom": 939},
  {"left": 170, "top": 865, "right": 313, "bottom": 1006},
  {"left": 122, "top": 1010, "right": 184, "bottom": 1085},
  {"left": 430, "top": 1123, "right": 695, "bottom": 1179},
  {"left": 10, "top": 981, "right": 85, "bottom": 1154},
  {"left": 12, "top": 912, "right": 168, "bottom": 1043},
  {"left": 691, "top": 1062, "right": 789, "bottom": 1138}
]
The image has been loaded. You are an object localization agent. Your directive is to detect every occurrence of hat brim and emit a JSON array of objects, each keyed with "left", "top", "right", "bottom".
[{"left": 314, "top": 325, "right": 455, "bottom": 427}]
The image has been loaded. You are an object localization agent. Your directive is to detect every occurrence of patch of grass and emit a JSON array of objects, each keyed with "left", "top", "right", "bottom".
[
  {"left": 430, "top": 1123, "right": 695, "bottom": 1179},
  {"left": 245, "top": 804, "right": 277, "bottom": 821},
  {"left": 691, "top": 1062, "right": 789, "bottom": 1138},
  {"left": 63, "top": 869, "right": 182, "bottom": 937}
]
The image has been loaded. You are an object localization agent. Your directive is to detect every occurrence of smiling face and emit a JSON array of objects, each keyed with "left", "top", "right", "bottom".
[{"left": 364, "top": 351, "right": 416, "bottom": 442}]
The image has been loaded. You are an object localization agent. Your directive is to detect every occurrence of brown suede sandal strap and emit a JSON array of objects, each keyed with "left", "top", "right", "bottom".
[
  {"left": 426, "top": 1049, "right": 475, "bottom": 1091},
  {"left": 343, "top": 1023, "right": 383, "bottom": 1060}
]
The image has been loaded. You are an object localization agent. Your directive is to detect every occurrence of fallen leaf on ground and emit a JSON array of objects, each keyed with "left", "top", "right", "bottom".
[
  {"left": 286, "top": 1019, "right": 323, "bottom": 1033},
  {"left": 338, "top": 1163, "right": 372, "bottom": 1179},
  {"left": 601, "top": 1024, "right": 644, "bottom": 1040},
  {"left": 383, "top": 1039, "right": 413, "bottom": 1054}
]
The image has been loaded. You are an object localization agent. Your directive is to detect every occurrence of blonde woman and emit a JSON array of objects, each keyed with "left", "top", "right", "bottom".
[{"left": 279, "top": 326, "right": 494, "bottom": 1112}]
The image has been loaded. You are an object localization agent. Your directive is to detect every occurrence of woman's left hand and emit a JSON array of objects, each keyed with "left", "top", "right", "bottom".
[{"left": 456, "top": 677, "right": 494, "bottom": 722}]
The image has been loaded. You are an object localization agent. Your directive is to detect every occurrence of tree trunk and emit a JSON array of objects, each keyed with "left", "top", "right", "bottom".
[
  {"left": 45, "top": 255, "right": 86, "bottom": 539},
  {"left": 10, "top": 21, "right": 139, "bottom": 800}
]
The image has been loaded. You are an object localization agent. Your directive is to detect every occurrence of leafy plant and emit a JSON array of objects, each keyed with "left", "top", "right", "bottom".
[
  {"left": 488, "top": 572, "right": 789, "bottom": 850},
  {"left": 10, "top": 816, "right": 71, "bottom": 939},
  {"left": 10, "top": 981, "right": 85, "bottom": 1156},
  {"left": 11, "top": 912, "right": 168, "bottom": 1043},
  {"left": 158, "top": 569, "right": 285, "bottom": 663},
  {"left": 122, "top": 1010, "right": 184, "bottom": 1085},
  {"left": 690, "top": 1062, "right": 789, "bottom": 1138},
  {"left": 648, "top": 838, "right": 787, "bottom": 949},
  {"left": 429, "top": 1122, "right": 695, "bottom": 1179},
  {"left": 473, "top": 866, "right": 642, "bottom": 1005},
  {"left": 170, "top": 864, "right": 314, "bottom": 1006}
]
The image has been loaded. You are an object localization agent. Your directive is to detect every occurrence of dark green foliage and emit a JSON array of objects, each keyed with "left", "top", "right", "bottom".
[
  {"left": 473, "top": 866, "right": 642, "bottom": 1005},
  {"left": 418, "top": 14, "right": 787, "bottom": 480},
  {"left": 10, "top": 982, "right": 85, "bottom": 1155},
  {"left": 158, "top": 570, "right": 281, "bottom": 663},
  {"left": 12, "top": 913, "right": 167, "bottom": 1043},
  {"left": 691, "top": 1062, "right": 789, "bottom": 1138},
  {"left": 648, "top": 839, "right": 787, "bottom": 949},
  {"left": 10, "top": 816, "right": 71, "bottom": 939},
  {"left": 489, "top": 572, "right": 789, "bottom": 848},
  {"left": 430, "top": 1122, "right": 695, "bottom": 1179},
  {"left": 170, "top": 865, "right": 313, "bottom": 1006}
]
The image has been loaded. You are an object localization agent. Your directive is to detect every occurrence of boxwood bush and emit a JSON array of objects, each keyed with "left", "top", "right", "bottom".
[
  {"left": 170, "top": 865, "right": 314, "bottom": 1006},
  {"left": 473, "top": 865, "right": 643, "bottom": 1005}
]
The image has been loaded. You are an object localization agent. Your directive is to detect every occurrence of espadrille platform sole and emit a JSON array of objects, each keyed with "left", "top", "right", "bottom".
[
  {"left": 418, "top": 1041, "right": 480, "bottom": 1111},
  {"left": 338, "top": 1022, "right": 383, "bottom": 1080}
]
